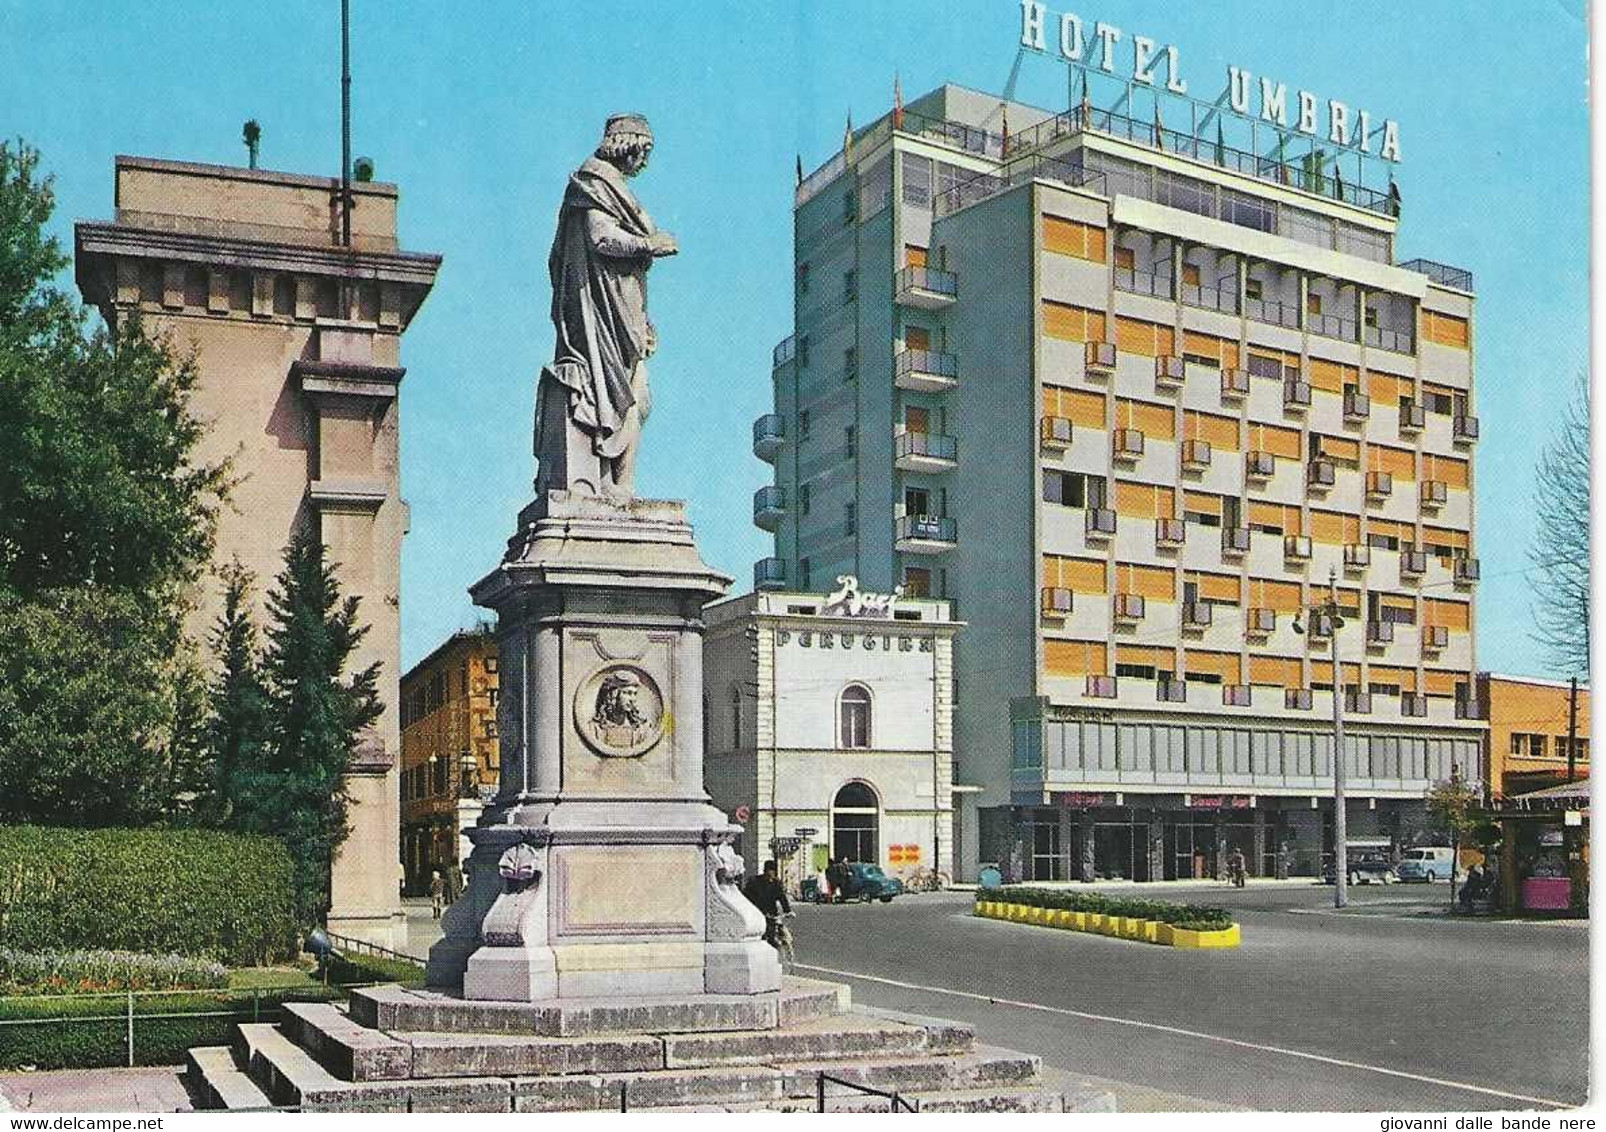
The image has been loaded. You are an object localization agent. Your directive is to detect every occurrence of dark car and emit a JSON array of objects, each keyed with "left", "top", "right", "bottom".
[
  {"left": 1322, "top": 852, "right": 1398, "bottom": 886},
  {"left": 837, "top": 863, "right": 904, "bottom": 903}
]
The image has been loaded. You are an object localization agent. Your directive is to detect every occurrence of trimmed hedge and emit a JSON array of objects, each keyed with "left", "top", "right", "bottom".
[
  {"left": 326, "top": 951, "right": 424, "bottom": 987},
  {"left": 0, "top": 984, "right": 344, "bottom": 1070},
  {"left": 980, "top": 886, "right": 1234, "bottom": 931},
  {"left": 0, "top": 948, "right": 228, "bottom": 994},
  {"left": 0, "top": 826, "right": 296, "bottom": 965}
]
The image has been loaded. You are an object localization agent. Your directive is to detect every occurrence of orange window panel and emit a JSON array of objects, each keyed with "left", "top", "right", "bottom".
[
  {"left": 1185, "top": 411, "right": 1240, "bottom": 450},
  {"left": 1115, "top": 482, "right": 1174, "bottom": 519},
  {"left": 1369, "top": 665, "right": 1418, "bottom": 693},
  {"left": 905, "top": 326, "right": 932, "bottom": 352},
  {"left": 1116, "top": 399, "right": 1176, "bottom": 439},
  {"left": 1423, "top": 669, "right": 1467, "bottom": 696},
  {"left": 1043, "top": 215, "right": 1108, "bottom": 263},
  {"left": 905, "top": 245, "right": 929, "bottom": 268},
  {"left": 1422, "top": 310, "right": 1470, "bottom": 349},
  {"left": 1183, "top": 331, "right": 1240, "bottom": 370},
  {"left": 1043, "top": 300, "right": 1105, "bottom": 342},
  {"left": 1117, "top": 563, "right": 1176, "bottom": 600},
  {"left": 1044, "top": 639, "right": 1107, "bottom": 677},
  {"left": 1423, "top": 454, "right": 1470, "bottom": 489},
  {"left": 1185, "top": 650, "right": 1241, "bottom": 683},
  {"left": 1367, "top": 371, "right": 1410, "bottom": 403},
  {"left": 1116, "top": 644, "right": 1173, "bottom": 669},
  {"left": 1114, "top": 246, "right": 1135, "bottom": 271},
  {"left": 1249, "top": 347, "right": 1299, "bottom": 373},
  {"left": 1379, "top": 593, "right": 1416, "bottom": 613},
  {"left": 1044, "top": 555, "right": 1107, "bottom": 593},
  {"left": 1043, "top": 386, "right": 1107, "bottom": 427},
  {"left": 1370, "top": 519, "right": 1415, "bottom": 544},
  {"left": 1423, "top": 600, "right": 1471, "bottom": 631},
  {"left": 1316, "top": 434, "right": 1361, "bottom": 463},
  {"left": 1182, "top": 491, "right": 1223, "bottom": 518},
  {"left": 1422, "top": 526, "right": 1470, "bottom": 551},
  {"left": 1191, "top": 572, "right": 1240, "bottom": 602},
  {"left": 1116, "top": 315, "right": 1168, "bottom": 358},
  {"left": 1249, "top": 578, "right": 1303, "bottom": 612},
  {"left": 1309, "top": 510, "right": 1348, "bottom": 545},
  {"left": 1248, "top": 502, "right": 1302, "bottom": 536},
  {"left": 1249, "top": 423, "right": 1302, "bottom": 460},
  {"left": 1248, "top": 656, "right": 1303, "bottom": 687},
  {"left": 1370, "top": 444, "right": 1416, "bottom": 480},
  {"left": 1309, "top": 358, "right": 1357, "bottom": 394}
]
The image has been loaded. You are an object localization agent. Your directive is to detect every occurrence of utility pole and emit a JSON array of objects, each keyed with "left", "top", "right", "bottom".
[
  {"left": 1328, "top": 567, "right": 1348, "bottom": 910},
  {"left": 1566, "top": 676, "right": 1579, "bottom": 783},
  {"left": 340, "top": 0, "right": 353, "bottom": 249}
]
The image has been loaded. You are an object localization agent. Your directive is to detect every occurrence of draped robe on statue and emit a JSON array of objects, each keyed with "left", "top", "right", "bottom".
[{"left": 534, "top": 155, "right": 663, "bottom": 497}]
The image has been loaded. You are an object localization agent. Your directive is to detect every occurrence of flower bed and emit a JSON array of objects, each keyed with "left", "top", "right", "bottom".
[
  {"left": 974, "top": 887, "right": 1240, "bottom": 948},
  {"left": 0, "top": 948, "right": 228, "bottom": 995}
]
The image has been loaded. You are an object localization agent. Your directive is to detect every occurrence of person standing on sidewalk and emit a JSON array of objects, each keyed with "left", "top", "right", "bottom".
[{"left": 429, "top": 871, "right": 445, "bottom": 920}]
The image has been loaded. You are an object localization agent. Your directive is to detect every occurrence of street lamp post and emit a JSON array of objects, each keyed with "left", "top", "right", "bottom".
[{"left": 1295, "top": 566, "right": 1347, "bottom": 909}]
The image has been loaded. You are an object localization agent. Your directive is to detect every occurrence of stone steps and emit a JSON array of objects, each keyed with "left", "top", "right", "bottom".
[
  {"left": 776, "top": 1044, "right": 1040, "bottom": 1098},
  {"left": 184, "top": 1046, "right": 270, "bottom": 1111}
]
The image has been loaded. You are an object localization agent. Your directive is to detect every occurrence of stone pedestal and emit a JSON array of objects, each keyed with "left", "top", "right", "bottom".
[{"left": 426, "top": 492, "right": 779, "bottom": 1000}]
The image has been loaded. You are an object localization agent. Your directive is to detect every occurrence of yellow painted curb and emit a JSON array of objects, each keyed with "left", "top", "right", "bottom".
[
  {"left": 976, "top": 903, "right": 1240, "bottom": 948},
  {"left": 1170, "top": 923, "right": 1242, "bottom": 949},
  {"left": 1154, "top": 922, "right": 1174, "bottom": 945}
]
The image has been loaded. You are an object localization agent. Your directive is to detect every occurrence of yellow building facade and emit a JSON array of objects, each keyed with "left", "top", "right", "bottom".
[{"left": 1480, "top": 673, "right": 1590, "bottom": 800}]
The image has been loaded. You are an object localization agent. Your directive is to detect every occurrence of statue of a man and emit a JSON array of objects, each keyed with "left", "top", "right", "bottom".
[{"left": 534, "top": 113, "right": 677, "bottom": 497}]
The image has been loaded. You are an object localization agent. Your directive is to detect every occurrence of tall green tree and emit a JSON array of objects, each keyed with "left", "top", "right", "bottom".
[
  {"left": 237, "top": 529, "right": 382, "bottom": 923},
  {"left": 0, "top": 140, "right": 228, "bottom": 824},
  {"left": 1426, "top": 766, "right": 1480, "bottom": 910},
  {"left": 204, "top": 560, "right": 271, "bottom": 825},
  {"left": 1529, "top": 372, "right": 1590, "bottom": 678}
]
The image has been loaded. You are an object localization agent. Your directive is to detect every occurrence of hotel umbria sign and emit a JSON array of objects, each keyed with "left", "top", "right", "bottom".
[{"left": 1018, "top": 1, "right": 1403, "bottom": 163}]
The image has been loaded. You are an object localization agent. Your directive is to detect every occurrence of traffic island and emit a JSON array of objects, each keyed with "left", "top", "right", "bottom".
[{"left": 973, "top": 889, "right": 1241, "bottom": 949}]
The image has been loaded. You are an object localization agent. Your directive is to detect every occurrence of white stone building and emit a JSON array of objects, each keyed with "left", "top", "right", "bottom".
[{"left": 703, "top": 583, "right": 961, "bottom": 889}]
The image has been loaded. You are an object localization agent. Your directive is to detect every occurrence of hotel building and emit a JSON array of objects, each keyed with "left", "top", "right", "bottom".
[{"left": 753, "top": 83, "right": 1484, "bottom": 881}]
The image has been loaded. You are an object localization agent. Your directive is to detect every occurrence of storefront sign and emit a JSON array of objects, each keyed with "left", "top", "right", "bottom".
[
  {"left": 1188, "top": 795, "right": 1252, "bottom": 810},
  {"left": 888, "top": 843, "right": 922, "bottom": 865},
  {"left": 1018, "top": 2, "right": 1402, "bottom": 161},
  {"left": 1053, "top": 791, "right": 1113, "bottom": 808}
]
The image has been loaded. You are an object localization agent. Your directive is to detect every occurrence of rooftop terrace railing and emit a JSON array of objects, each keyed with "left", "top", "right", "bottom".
[{"left": 1398, "top": 258, "right": 1475, "bottom": 292}]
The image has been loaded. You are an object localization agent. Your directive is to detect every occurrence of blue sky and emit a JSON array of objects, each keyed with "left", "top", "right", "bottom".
[{"left": 2, "top": 1, "right": 1587, "bottom": 677}]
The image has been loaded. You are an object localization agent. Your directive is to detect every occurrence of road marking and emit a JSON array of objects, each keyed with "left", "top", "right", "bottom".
[
  {"left": 1283, "top": 907, "right": 1589, "bottom": 926},
  {"left": 794, "top": 963, "right": 1571, "bottom": 1110}
]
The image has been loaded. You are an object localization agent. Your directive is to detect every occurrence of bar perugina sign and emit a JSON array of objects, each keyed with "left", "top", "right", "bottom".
[{"left": 1018, "top": 1, "right": 1402, "bottom": 162}]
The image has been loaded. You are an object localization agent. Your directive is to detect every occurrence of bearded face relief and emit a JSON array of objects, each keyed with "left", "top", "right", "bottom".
[{"left": 574, "top": 664, "right": 665, "bottom": 758}]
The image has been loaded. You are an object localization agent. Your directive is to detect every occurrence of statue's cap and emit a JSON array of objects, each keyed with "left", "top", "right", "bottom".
[{"left": 603, "top": 113, "right": 653, "bottom": 142}]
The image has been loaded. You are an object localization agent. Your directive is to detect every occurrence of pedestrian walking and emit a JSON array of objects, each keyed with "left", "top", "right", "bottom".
[{"left": 429, "top": 870, "right": 445, "bottom": 920}]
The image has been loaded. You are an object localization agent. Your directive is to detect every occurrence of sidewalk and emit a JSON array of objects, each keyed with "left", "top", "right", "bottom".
[{"left": 951, "top": 877, "right": 1319, "bottom": 892}]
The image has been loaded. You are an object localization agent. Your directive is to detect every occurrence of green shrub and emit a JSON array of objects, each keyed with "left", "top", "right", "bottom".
[
  {"left": 325, "top": 951, "right": 424, "bottom": 987},
  {"left": 0, "top": 948, "right": 227, "bottom": 994},
  {"left": 0, "top": 826, "right": 296, "bottom": 965},
  {"left": 983, "top": 886, "right": 1234, "bottom": 930}
]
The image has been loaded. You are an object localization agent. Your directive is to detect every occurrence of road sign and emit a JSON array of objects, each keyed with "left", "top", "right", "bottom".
[
  {"left": 793, "top": 827, "right": 819, "bottom": 837},
  {"left": 733, "top": 805, "right": 751, "bottom": 823}
]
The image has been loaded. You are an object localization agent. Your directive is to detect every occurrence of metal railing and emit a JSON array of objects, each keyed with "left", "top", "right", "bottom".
[
  {"left": 933, "top": 152, "right": 1107, "bottom": 217},
  {"left": 753, "top": 485, "right": 786, "bottom": 513},
  {"left": 753, "top": 413, "right": 785, "bottom": 446},
  {"left": 816, "top": 1071, "right": 919, "bottom": 1112},
  {"left": 895, "top": 514, "right": 957, "bottom": 543},
  {"left": 1308, "top": 311, "right": 1359, "bottom": 342},
  {"left": 754, "top": 557, "right": 787, "bottom": 588},
  {"left": 895, "top": 431, "right": 958, "bottom": 462},
  {"left": 1364, "top": 324, "right": 1415, "bottom": 353},
  {"left": 1114, "top": 265, "right": 1173, "bottom": 299},
  {"left": 1399, "top": 258, "right": 1474, "bottom": 292},
  {"left": 894, "top": 348, "right": 958, "bottom": 380},
  {"left": 1181, "top": 281, "right": 1239, "bottom": 314},
  {"left": 893, "top": 265, "right": 957, "bottom": 299},
  {"left": 772, "top": 334, "right": 796, "bottom": 367},
  {"left": 1244, "top": 296, "right": 1300, "bottom": 328}
]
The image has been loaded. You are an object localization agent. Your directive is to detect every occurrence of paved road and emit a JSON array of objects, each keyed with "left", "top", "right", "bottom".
[{"left": 786, "top": 882, "right": 1589, "bottom": 1112}]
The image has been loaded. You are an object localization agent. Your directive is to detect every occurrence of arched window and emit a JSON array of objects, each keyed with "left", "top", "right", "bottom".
[
  {"left": 839, "top": 684, "right": 872, "bottom": 749},
  {"left": 729, "top": 685, "right": 743, "bottom": 748},
  {"left": 831, "top": 781, "right": 879, "bottom": 864}
]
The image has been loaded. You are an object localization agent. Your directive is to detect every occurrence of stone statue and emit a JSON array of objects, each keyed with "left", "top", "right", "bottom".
[{"left": 534, "top": 113, "right": 678, "bottom": 497}]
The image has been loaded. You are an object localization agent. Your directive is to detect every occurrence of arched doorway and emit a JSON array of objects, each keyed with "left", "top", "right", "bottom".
[{"left": 831, "top": 781, "right": 880, "bottom": 864}]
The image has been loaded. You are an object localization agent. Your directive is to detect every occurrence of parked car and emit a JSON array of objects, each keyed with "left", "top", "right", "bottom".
[
  {"left": 1322, "top": 852, "right": 1398, "bottom": 885},
  {"left": 837, "top": 863, "right": 905, "bottom": 902},
  {"left": 1396, "top": 847, "right": 1457, "bottom": 883}
]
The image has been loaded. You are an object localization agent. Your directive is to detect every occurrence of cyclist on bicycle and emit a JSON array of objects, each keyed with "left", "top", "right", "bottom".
[{"left": 741, "top": 859, "right": 793, "bottom": 948}]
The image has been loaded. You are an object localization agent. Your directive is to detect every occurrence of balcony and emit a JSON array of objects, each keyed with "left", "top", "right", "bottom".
[
  {"left": 1223, "top": 684, "right": 1252, "bottom": 707},
  {"left": 1420, "top": 480, "right": 1448, "bottom": 509},
  {"left": 1401, "top": 692, "right": 1429, "bottom": 718},
  {"left": 1306, "top": 459, "right": 1336, "bottom": 491},
  {"left": 1156, "top": 678, "right": 1188, "bottom": 704},
  {"left": 1345, "top": 691, "right": 1373, "bottom": 715},
  {"left": 1400, "top": 549, "right": 1428, "bottom": 577},
  {"left": 1453, "top": 415, "right": 1480, "bottom": 445},
  {"left": 1114, "top": 265, "right": 1173, "bottom": 300},
  {"left": 893, "top": 265, "right": 957, "bottom": 309},
  {"left": 1041, "top": 587, "right": 1074, "bottom": 617},
  {"left": 1084, "top": 340, "right": 1116, "bottom": 376},
  {"left": 1399, "top": 401, "right": 1427, "bottom": 434},
  {"left": 894, "top": 430, "right": 958, "bottom": 473},
  {"left": 1245, "top": 607, "right": 1276, "bottom": 637},
  {"left": 895, "top": 513, "right": 957, "bottom": 554},
  {"left": 1284, "top": 535, "right": 1313, "bottom": 561},
  {"left": 1085, "top": 508, "right": 1117, "bottom": 541},
  {"left": 1365, "top": 471, "right": 1393, "bottom": 500},
  {"left": 1221, "top": 527, "right": 1251, "bottom": 557},
  {"left": 1344, "top": 543, "right": 1371, "bottom": 571},
  {"left": 754, "top": 556, "right": 787, "bottom": 591},
  {"left": 1454, "top": 557, "right": 1481, "bottom": 585},
  {"left": 1182, "top": 601, "right": 1213, "bottom": 629},
  {"left": 1156, "top": 518, "right": 1186, "bottom": 549},
  {"left": 1343, "top": 389, "right": 1371, "bottom": 422},
  {"left": 1245, "top": 296, "right": 1300, "bottom": 329},
  {"left": 1366, "top": 620, "right": 1395, "bottom": 647},
  {"left": 1040, "top": 416, "right": 1073, "bottom": 449},
  {"left": 1181, "top": 439, "right": 1212, "bottom": 471},
  {"left": 752, "top": 413, "right": 785, "bottom": 462},
  {"left": 1422, "top": 624, "right": 1449, "bottom": 655},
  {"left": 1113, "top": 593, "right": 1146, "bottom": 623},
  {"left": 1365, "top": 324, "right": 1416, "bottom": 353},
  {"left": 1221, "top": 367, "right": 1250, "bottom": 401},
  {"left": 1309, "top": 312, "right": 1359, "bottom": 343},
  {"left": 1285, "top": 688, "right": 1314, "bottom": 710},
  {"left": 752, "top": 486, "right": 786, "bottom": 532},
  {"left": 772, "top": 334, "right": 796, "bottom": 368},
  {"left": 1112, "top": 428, "right": 1145, "bottom": 463},
  {"left": 1181, "top": 280, "right": 1239, "bottom": 315},
  {"left": 1155, "top": 355, "right": 1185, "bottom": 390},
  {"left": 1400, "top": 258, "right": 1475, "bottom": 292},
  {"left": 1283, "top": 379, "right": 1312, "bottom": 412},
  {"left": 894, "top": 348, "right": 959, "bottom": 393},
  {"left": 1245, "top": 451, "right": 1276, "bottom": 480},
  {"left": 1085, "top": 674, "right": 1118, "bottom": 699}
]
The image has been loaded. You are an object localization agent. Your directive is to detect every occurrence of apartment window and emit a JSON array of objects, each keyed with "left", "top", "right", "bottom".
[
  {"left": 1186, "top": 671, "right": 1223, "bottom": 685},
  {"left": 1183, "top": 351, "right": 1220, "bottom": 369},
  {"left": 902, "top": 153, "right": 933, "bottom": 206},
  {"left": 903, "top": 567, "right": 932, "bottom": 598},
  {"left": 844, "top": 501, "right": 857, "bottom": 536},
  {"left": 1245, "top": 277, "right": 1264, "bottom": 301},
  {"left": 729, "top": 686, "right": 743, "bottom": 748},
  {"left": 1511, "top": 733, "right": 1549, "bottom": 760},
  {"left": 1306, "top": 292, "right": 1323, "bottom": 316},
  {"left": 1370, "top": 682, "right": 1401, "bottom": 696},
  {"left": 799, "top": 557, "right": 812, "bottom": 590},
  {"left": 1183, "top": 501, "right": 1221, "bottom": 527},
  {"left": 1114, "top": 246, "right": 1136, "bottom": 271},
  {"left": 1557, "top": 737, "right": 1591, "bottom": 762},
  {"left": 798, "top": 410, "right": 811, "bottom": 440},
  {"left": 1181, "top": 263, "right": 1202, "bottom": 288},
  {"left": 796, "top": 261, "right": 810, "bottom": 294},
  {"left": 799, "top": 483, "right": 811, "bottom": 516},
  {"left": 842, "top": 269, "right": 857, "bottom": 302},
  {"left": 1246, "top": 353, "right": 1283, "bottom": 380},
  {"left": 1364, "top": 306, "right": 1380, "bottom": 328},
  {"left": 844, "top": 425, "right": 857, "bottom": 458},
  {"left": 839, "top": 684, "right": 873, "bottom": 749},
  {"left": 843, "top": 346, "right": 858, "bottom": 382},
  {"left": 1043, "top": 470, "right": 1105, "bottom": 508},
  {"left": 1422, "top": 388, "right": 1454, "bottom": 415},
  {"left": 1367, "top": 530, "right": 1401, "bottom": 551}
]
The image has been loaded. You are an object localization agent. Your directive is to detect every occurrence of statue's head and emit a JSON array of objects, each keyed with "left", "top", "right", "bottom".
[
  {"left": 597, "top": 113, "right": 654, "bottom": 177},
  {"left": 594, "top": 669, "right": 648, "bottom": 728}
]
